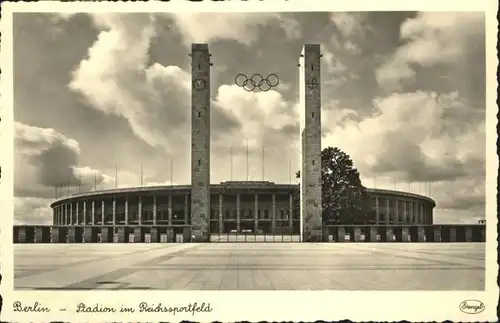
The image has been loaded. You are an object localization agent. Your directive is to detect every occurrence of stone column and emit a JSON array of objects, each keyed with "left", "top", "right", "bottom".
[
  {"left": 138, "top": 196, "right": 142, "bottom": 225},
  {"left": 408, "top": 201, "right": 412, "bottom": 223},
  {"left": 83, "top": 201, "right": 87, "bottom": 225},
  {"left": 67, "top": 227, "right": 75, "bottom": 243},
  {"left": 375, "top": 196, "right": 380, "bottom": 223},
  {"left": 385, "top": 199, "right": 390, "bottom": 224},
  {"left": 299, "top": 44, "right": 323, "bottom": 242},
  {"left": 465, "top": 227, "right": 473, "bottom": 242},
  {"left": 420, "top": 204, "right": 424, "bottom": 224},
  {"left": 354, "top": 227, "right": 362, "bottom": 242},
  {"left": 51, "top": 227, "right": 59, "bottom": 243},
  {"left": 168, "top": 195, "right": 173, "bottom": 226},
  {"left": 402, "top": 226, "right": 410, "bottom": 242},
  {"left": 272, "top": 194, "right": 276, "bottom": 234},
  {"left": 69, "top": 203, "right": 73, "bottom": 225},
  {"left": 184, "top": 194, "right": 189, "bottom": 225},
  {"left": 124, "top": 197, "right": 129, "bottom": 225},
  {"left": 190, "top": 43, "right": 212, "bottom": 242},
  {"left": 101, "top": 200, "right": 105, "bottom": 225},
  {"left": 236, "top": 193, "right": 241, "bottom": 232},
  {"left": 91, "top": 201, "right": 95, "bottom": 225},
  {"left": 337, "top": 226, "right": 345, "bottom": 242},
  {"left": 254, "top": 194, "right": 259, "bottom": 233},
  {"left": 433, "top": 226, "right": 441, "bottom": 242},
  {"left": 386, "top": 227, "right": 394, "bottom": 242},
  {"left": 288, "top": 193, "right": 293, "bottom": 232},
  {"left": 369, "top": 226, "right": 377, "bottom": 242},
  {"left": 417, "top": 226, "right": 425, "bottom": 242},
  {"left": 395, "top": 200, "right": 399, "bottom": 224},
  {"left": 449, "top": 227, "right": 457, "bottom": 242},
  {"left": 152, "top": 196, "right": 157, "bottom": 225},
  {"left": 112, "top": 198, "right": 116, "bottom": 225},
  {"left": 403, "top": 200, "right": 407, "bottom": 224},
  {"left": 75, "top": 202, "right": 79, "bottom": 225},
  {"left": 218, "top": 194, "right": 223, "bottom": 234}
]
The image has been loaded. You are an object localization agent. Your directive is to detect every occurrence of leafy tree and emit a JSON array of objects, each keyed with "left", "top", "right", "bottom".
[{"left": 294, "top": 147, "right": 371, "bottom": 225}]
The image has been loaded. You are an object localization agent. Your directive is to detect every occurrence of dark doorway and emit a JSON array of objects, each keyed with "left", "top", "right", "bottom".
[
  {"left": 25, "top": 227, "right": 35, "bottom": 243},
  {"left": 75, "top": 227, "right": 84, "bottom": 243},
  {"left": 424, "top": 226, "right": 434, "bottom": 242},
  {"left": 91, "top": 227, "right": 99, "bottom": 242},
  {"left": 13, "top": 227, "right": 19, "bottom": 243},
  {"left": 472, "top": 226, "right": 483, "bottom": 242},
  {"left": 393, "top": 227, "right": 403, "bottom": 242},
  {"left": 409, "top": 227, "right": 419, "bottom": 242},
  {"left": 378, "top": 226, "right": 387, "bottom": 242},
  {"left": 59, "top": 227, "right": 68, "bottom": 243},
  {"left": 41, "top": 227, "right": 51, "bottom": 243},
  {"left": 456, "top": 226, "right": 466, "bottom": 242},
  {"left": 441, "top": 226, "right": 450, "bottom": 242}
]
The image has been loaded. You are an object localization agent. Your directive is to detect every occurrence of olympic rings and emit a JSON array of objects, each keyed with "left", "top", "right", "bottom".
[{"left": 234, "top": 73, "right": 280, "bottom": 92}]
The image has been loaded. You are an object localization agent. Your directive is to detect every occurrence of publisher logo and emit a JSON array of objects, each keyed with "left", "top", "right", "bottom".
[{"left": 459, "top": 300, "right": 485, "bottom": 314}]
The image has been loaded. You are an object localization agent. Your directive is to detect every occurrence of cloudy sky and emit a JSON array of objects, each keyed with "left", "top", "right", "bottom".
[{"left": 13, "top": 11, "right": 486, "bottom": 225}]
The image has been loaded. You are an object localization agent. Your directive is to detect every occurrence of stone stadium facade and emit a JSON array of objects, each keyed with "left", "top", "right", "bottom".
[
  {"left": 12, "top": 43, "right": 486, "bottom": 244},
  {"left": 13, "top": 181, "right": 486, "bottom": 243}
]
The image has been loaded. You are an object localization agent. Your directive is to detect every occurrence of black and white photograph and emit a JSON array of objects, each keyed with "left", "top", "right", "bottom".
[{"left": 0, "top": 1, "right": 498, "bottom": 322}]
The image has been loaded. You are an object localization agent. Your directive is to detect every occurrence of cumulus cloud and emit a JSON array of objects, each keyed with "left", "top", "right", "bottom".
[
  {"left": 323, "top": 91, "right": 484, "bottom": 181},
  {"left": 14, "top": 197, "right": 54, "bottom": 225},
  {"left": 329, "top": 12, "right": 370, "bottom": 54},
  {"left": 69, "top": 14, "right": 240, "bottom": 154},
  {"left": 376, "top": 12, "right": 485, "bottom": 91},
  {"left": 170, "top": 13, "right": 301, "bottom": 45},
  {"left": 322, "top": 90, "right": 485, "bottom": 222},
  {"left": 15, "top": 122, "right": 110, "bottom": 198},
  {"left": 69, "top": 13, "right": 302, "bottom": 185}
]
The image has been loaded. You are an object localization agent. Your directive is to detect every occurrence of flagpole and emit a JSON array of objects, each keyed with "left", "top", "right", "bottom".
[
  {"left": 288, "top": 158, "right": 291, "bottom": 184},
  {"left": 230, "top": 146, "right": 233, "bottom": 181},
  {"left": 262, "top": 146, "right": 265, "bottom": 181},
  {"left": 79, "top": 171, "right": 82, "bottom": 193},
  {"left": 170, "top": 159, "right": 173, "bottom": 186},
  {"left": 246, "top": 139, "right": 249, "bottom": 181}
]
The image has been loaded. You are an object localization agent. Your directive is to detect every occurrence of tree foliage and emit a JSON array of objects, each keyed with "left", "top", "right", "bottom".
[{"left": 294, "top": 146, "right": 371, "bottom": 225}]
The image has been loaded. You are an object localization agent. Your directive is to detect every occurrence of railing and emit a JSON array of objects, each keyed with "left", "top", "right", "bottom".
[{"left": 13, "top": 224, "right": 486, "bottom": 243}]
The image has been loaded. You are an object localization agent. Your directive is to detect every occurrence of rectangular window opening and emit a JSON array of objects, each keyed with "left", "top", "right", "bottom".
[
  {"left": 198, "top": 160, "right": 201, "bottom": 166},
  {"left": 312, "top": 112, "right": 315, "bottom": 118},
  {"left": 197, "top": 111, "right": 201, "bottom": 117},
  {"left": 312, "top": 160, "right": 315, "bottom": 165}
]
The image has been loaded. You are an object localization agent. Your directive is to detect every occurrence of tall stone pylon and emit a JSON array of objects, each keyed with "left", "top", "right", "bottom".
[
  {"left": 299, "top": 44, "right": 323, "bottom": 242},
  {"left": 190, "top": 44, "right": 212, "bottom": 242}
]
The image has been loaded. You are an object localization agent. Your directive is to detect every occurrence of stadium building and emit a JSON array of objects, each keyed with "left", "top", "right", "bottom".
[{"left": 12, "top": 43, "right": 486, "bottom": 243}]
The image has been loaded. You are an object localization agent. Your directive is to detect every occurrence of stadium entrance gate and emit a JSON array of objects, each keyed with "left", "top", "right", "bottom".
[{"left": 209, "top": 231, "right": 302, "bottom": 243}]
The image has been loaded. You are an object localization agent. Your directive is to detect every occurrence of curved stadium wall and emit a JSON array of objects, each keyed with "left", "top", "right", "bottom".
[{"left": 50, "top": 181, "right": 436, "bottom": 233}]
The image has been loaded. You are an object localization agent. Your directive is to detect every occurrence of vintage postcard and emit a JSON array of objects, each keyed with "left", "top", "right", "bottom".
[{"left": 0, "top": 0, "right": 498, "bottom": 321}]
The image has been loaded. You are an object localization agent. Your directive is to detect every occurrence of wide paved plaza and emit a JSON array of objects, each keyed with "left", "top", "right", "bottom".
[{"left": 14, "top": 242, "right": 485, "bottom": 290}]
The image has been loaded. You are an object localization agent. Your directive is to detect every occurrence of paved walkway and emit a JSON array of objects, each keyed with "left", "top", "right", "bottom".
[{"left": 14, "top": 243, "right": 485, "bottom": 290}]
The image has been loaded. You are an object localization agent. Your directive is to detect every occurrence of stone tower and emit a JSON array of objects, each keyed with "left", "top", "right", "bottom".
[
  {"left": 299, "top": 44, "right": 323, "bottom": 242},
  {"left": 190, "top": 43, "right": 212, "bottom": 242}
]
